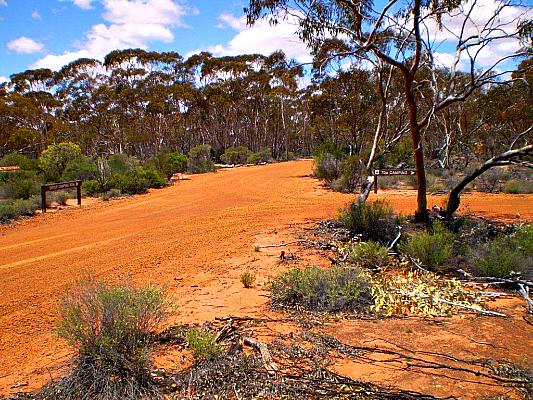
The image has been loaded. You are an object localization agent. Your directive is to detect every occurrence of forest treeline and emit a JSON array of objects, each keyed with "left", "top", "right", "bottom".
[{"left": 1, "top": 49, "right": 531, "bottom": 168}]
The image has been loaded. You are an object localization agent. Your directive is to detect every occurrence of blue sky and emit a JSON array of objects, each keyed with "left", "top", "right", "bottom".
[
  {"left": 0, "top": 0, "right": 530, "bottom": 82},
  {"left": 0, "top": 0, "right": 313, "bottom": 80}
]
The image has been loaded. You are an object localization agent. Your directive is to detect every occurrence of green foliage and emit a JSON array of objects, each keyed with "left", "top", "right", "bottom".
[
  {"left": 0, "top": 170, "right": 43, "bottom": 199},
  {"left": 349, "top": 241, "right": 390, "bottom": 269},
  {"left": 82, "top": 179, "right": 103, "bottom": 197},
  {"left": 240, "top": 270, "right": 256, "bottom": 288},
  {"left": 156, "top": 151, "right": 188, "bottom": 179},
  {"left": 270, "top": 265, "right": 372, "bottom": 312},
  {"left": 186, "top": 328, "right": 222, "bottom": 360},
  {"left": 503, "top": 179, "right": 533, "bottom": 194},
  {"left": 473, "top": 224, "right": 533, "bottom": 278},
  {"left": 39, "top": 142, "right": 83, "bottom": 181},
  {"left": 313, "top": 142, "right": 346, "bottom": 182},
  {"left": 0, "top": 197, "right": 40, "bottom": 224},
  {"left": 0, "top": 153, "right": 39, "bottom": 170},
  {"left": 56, "top": 276, "right": 165, "bottom": 398},
  {"left": 339, "top": 200, "right": 398, "bottom": 244},
  {"left": 102, "top": 188, "right": 122, "bottom": 201},
  {"left": 61, "top": 156, "right": 98, "bottom": 182},
  {"left": 247, "top": 147, "right": 272, "bottom": 164},
  {"left": 107, "top": 153, "right": 140, "bottom": 175},
  {"left": 330, "top": 155, "right": 363, "bottom": 193},
  {"left": 56, "top": 191, "right": 70, "bottom": 206},
  {"left": 220, "top": 146, "right": 252, "bottom": 165},
  {"left": 108, "top": 170, "right": 150, "bottom": 195},
  {"left": 140, "top": 168, "right": 167, "bottom": 189},
  {"left": 402, "top": 223, "right": 455, "bottom": 269},
  {"left": 188, "top": 144, "right": 215, "bottom": 174}
]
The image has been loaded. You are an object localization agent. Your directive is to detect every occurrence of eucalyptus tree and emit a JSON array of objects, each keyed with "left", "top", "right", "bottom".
[{"left": 246, "top": 0, "right": 532, "bottom": 220}]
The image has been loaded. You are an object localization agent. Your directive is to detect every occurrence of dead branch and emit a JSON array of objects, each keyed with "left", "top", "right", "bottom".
[
  {"left": 258, "top": 239, "right": 308, "bottom": 249},
  {"left": 517, "top": 283, "right": 533, "bottom": 313},
  {"left": 242, "top": 336, "right": 278, "bottom": 375}
]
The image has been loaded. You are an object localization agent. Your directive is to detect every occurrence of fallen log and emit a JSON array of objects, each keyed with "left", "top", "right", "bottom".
[{"left": 242, "top": 336, "right": 278, "bottom": 375}]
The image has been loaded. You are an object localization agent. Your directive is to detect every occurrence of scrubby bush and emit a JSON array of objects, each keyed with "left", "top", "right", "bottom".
[
  {"left": 220, "top": 146, "right": 252, "bottom": 165},
  {"left": 0, "top": 152, "right": 39, "bottom": 170},
  {"left": 186, "top": 328, "right": 222, "bottom": 360},
  {"left": 0, "top": 197, "right": 40, "bottom": 223},
  {"left": 339, "top": 200, "right": 398, "bottom": 244},
  {"left": 314, "top": 153, "right": 343, "bottom": 181},
  {"left": 109, "top": 170, "right": 150, "bottom": 195},
  {"left": 39, "top": 142, "right": 83, "bottom": 181},
  {"left": 61, "top": 156, "right": 98, "bottom": 182},
  {"left": 476, "top": 168, "right": 504, "bottom": 193},
  {"left": 102, "top": 188, "right": 122, "bottom": 201},
  {"left": 155, "top": 151, "right": 188, "bottom": 179},
  {"left": 0, "top": 170, "right": 43, "bottom": 199},
  {"left": 82, "top": 179, "right": 103, "bottom": 197},
  {"left": 402, "top": 223, "right": 455, "bottom": 269},
  {"left": 140, "top": 168, "right": 167, "bottom": 189},
  {"left": 240, "top": 270, "right": 256, "bottom": 288},
  {"left": 349, "top": 241, "right": 390, "bottom": 269},
  {"left": 188, "top": 144, "right": 215, "bottom": 174},
  {"left": 56, "top": 191, "right": 70, "bottom": 206},
  {"left": 331, "top": 156, "right": 363, "bottom": 193},
  {"left": 55, "top": 276, "right": 165, "bottom": 399},
  {"left": 247, "top": 147, "right": 272, "bottom": 164},
  {"left": 107, "top": 153, "right": 140, "bottom": 175},
  {"left": 473, "top": 224, "right": 533, "bottom": 278},
  {"left": 270, "top": 265, "right": 372, "bottom": 312},
  {"left": 503, "top": 179, "right": 533, "bottom": 194}
]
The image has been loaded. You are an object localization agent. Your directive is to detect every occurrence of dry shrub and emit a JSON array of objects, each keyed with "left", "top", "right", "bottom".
[
  {"left": 186, "top": 328, "right": 223, "bottom": 360},
  {"left": 50, "top": 276, "right": 166, "bottom": 399},
  {"left": 240, "top": 270, "right": 256, "bottom": 288}
]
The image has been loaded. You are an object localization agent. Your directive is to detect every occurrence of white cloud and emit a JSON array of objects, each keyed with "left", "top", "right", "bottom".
[
  {"left": 0, "top": 76, "right": 9, "bottom": 84},
  {"left": 0, "top": 0, "right": 7, "bottom": 6},
  {"left": 7, "top": 36, "right": 44, "bottom": 54},
  {"left": 189, "top": 13, "right": 312, "bottom": 64},
  {"left": 33, "top": 0, "right": 192, "bottom": 70},
  {"left": 72, "top": 0, "right": 95, "bottom": 10},
  {"left": 31, "top": 10, "right": 41, "bottom": 20}
]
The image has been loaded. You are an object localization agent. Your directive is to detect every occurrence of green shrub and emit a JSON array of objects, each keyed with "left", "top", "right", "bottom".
[
  {"left": 247, "top": 147, "right": 272, "bottom": 164},
  {"left": 56, "top": 276, "right": 165, "bottom": 399},
  {"left": 155, "top": 151, "right": 188, "bottom": 179},
  {"left": 240, "top": 270, "right": 256, "bottom": 288},
  {"left": 330, "top": 156, "right": 363, "bottom": 193},
  {"left": 188, "top": 145, "right": 215, "bottom": 174},
  {"left": 349, "top": 241, "right": 390, "bottom": 269},
  {"left": 82, "top": 179, "right": 103, "bottom": 197},
  {"left": 402, "top": 223, "right": 455, "bottom": 269},
  {"left": 107, "top": 153, "right": 140, "bottom": 175},
  {"left": 0, "top": 153, "right": 39, "bottom": 170},
  {"left": 476, "top": 168, "right": 504, "bottom": 193},
  {"left": 503, "top": 179, "right": 533, "bottom": 194},
  {"left": 0, "top": 197, "right": 40, "bottom": 224},
  {"left": 339, "top": 200, "right": 398, "bottom": 244},
  {"left": 270, "top": 265, "right": 372, "bottom": 312},
  {"left": 314, "top": 153, "right": 342, "bottom": 181},
  {"left": 61, "top": 156, "right": 98, "bottom": 182},
  {"left": 140, "top": 168, "right": 167, "bottom": 189},
  {"left": 102, "top": 188, "right": 122, "bottom": 201},
  {"left": 0, "top": 170, "right": 43, "bottom": 199},
  {"left": 220, "top": 146, "right": 252, "bottom": 165},
  {"left": 473, "top": 225, "right": 533, "bottom": 278},
  {"left": 108, "top": 170, "right": 150, "bottom": 195},
  {"left": 39, "top": 142, "right": 83, "bottom": 181},
  {"left": 186, "top": 328, "right": 222, "bottom": 360},
  {"left": 56, "top": 191, "right": 70, "bottom": 206}
]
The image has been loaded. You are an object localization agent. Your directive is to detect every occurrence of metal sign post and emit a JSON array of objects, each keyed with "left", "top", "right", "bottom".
[
  {"left": 373, "top": 169, "right": 416, "bottom": 193},
  {"left": 41, "top": 180, "right": 82, "bottom": 213}
]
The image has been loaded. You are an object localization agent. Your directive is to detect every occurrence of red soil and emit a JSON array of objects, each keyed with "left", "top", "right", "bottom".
[{"left": 0, "top": 160, "right": 532, "bottom": 397}]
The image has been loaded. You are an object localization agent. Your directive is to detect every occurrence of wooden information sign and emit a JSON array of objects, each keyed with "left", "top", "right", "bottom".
[
  {"left": 0, "top": 165, "right": 21, "bottom": 172},
  {"left": 373, "top": 168, "right": 417, "bottom": 193},
  {"left": 41, "top": 180, "right": 82, "bottom": 213}
]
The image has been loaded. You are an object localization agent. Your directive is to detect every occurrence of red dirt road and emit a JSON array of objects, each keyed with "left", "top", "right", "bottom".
[{"left": 1, "top": 160, "right": 532, "bottom": 396}]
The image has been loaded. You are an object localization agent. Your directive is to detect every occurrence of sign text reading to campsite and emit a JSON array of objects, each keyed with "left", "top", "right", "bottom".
[
  {"left": 374, "top": 168, "right": 416, "bottom": 176},
  {"left": 41, "top": 180, "right": 82, "bottom": 213},
  {"left": 0, "top": 165, "right": 21, "bottom": 172},
  {"left": 372, "top": 168, "right": 417, "bottom": 193}
]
